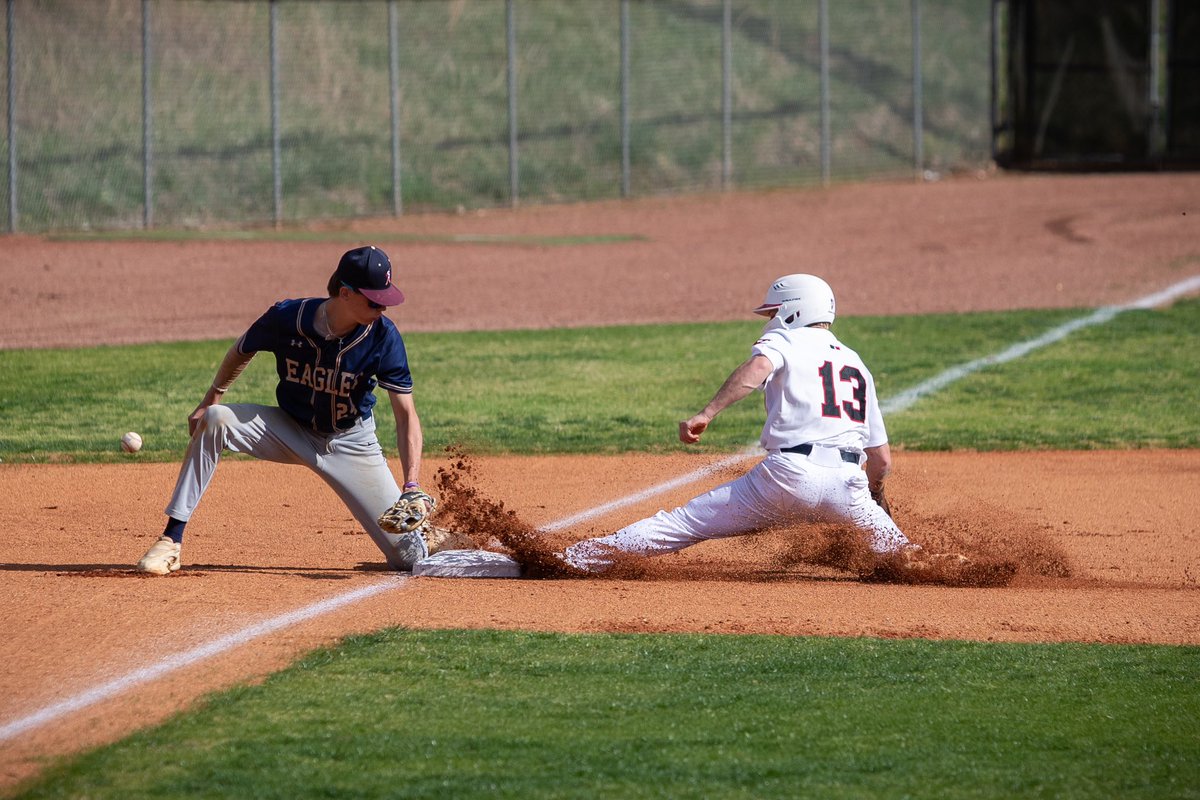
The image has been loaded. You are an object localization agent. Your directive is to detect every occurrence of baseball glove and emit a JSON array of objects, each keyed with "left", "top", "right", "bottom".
[
  {"left": 378, "top": 489, "right": 438, "bottom": 535},
  {"left": 870, "top": 484, "right": 892, "bottom": 518},
  {"left": 378, "top": 490, "right": 477, "bottom": 556}
]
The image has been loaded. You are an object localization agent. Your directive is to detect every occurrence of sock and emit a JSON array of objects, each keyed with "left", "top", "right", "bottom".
[{"left": 162, "top": 517, "right": 187, "bottom": 544}]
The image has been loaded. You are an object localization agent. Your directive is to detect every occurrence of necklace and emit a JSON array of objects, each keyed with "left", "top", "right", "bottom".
[{"left": 315, "top": 301, "right": 337, "bottom": 340}]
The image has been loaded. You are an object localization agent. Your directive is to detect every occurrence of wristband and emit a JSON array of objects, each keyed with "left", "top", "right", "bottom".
[{"left": 403, "top": 481, "right": 420, "bottom": 489}]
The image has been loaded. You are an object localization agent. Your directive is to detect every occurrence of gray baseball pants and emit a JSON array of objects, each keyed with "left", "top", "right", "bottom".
[{"left": 164, "top": 403, "right": 426, "bottom": 569}]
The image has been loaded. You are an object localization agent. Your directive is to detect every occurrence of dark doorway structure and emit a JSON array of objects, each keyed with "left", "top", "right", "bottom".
[{"left": 993, "top": 0, "right": 1199, "bottom": 169}]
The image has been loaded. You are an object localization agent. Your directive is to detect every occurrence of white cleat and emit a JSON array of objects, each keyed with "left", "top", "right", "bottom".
[
  {"left": 927, "top": 552, "right": 971, "bottom": 568},
  {"left": 137, "top": 536, "right": 181, "bottom": 575},
  {"left": 898, "top": 545, "right": 971, "bottom": 570}
]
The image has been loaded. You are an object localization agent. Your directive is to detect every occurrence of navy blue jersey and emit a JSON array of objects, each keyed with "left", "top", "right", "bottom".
[{"left": 237, "top": 298, "right": 413, "bottom": 434}]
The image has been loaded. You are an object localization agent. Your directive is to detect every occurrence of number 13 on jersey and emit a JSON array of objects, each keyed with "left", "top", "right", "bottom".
[{"left": 818, "top": 361, "right": 867, "bottom": 422}]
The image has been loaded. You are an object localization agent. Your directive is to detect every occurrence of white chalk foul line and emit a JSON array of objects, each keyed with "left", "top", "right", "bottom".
[
  {"left": 5, "top": 275, "right": 1196, "bottom": 745},
  {"left": 540, "top": 450, "right": 758, "bottom": 532},
  {"left": 884, "top": 275, "right": 1200, "bottom": 415},
  {"left": 0, "top": 580, "right": 400, "bottom": 744}
]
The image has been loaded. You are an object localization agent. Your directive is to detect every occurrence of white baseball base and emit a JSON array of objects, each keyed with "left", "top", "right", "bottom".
[{"left": 411, "top": 549, "right": 522, "bottom": 579}]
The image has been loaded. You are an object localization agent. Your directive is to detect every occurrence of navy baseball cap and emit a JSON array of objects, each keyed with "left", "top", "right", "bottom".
[{"left": 336, "top": 245, "right": 405, "bottom": 306}]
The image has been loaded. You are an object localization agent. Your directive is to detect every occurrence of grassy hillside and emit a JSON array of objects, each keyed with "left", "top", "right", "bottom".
[{"left": 6, "top": 0, "right": 991, "bottom": 231}]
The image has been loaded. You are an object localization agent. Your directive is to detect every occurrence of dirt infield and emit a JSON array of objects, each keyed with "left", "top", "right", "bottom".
[{"left": 1, "top": 171, "right": 1199, "bottom": 787}]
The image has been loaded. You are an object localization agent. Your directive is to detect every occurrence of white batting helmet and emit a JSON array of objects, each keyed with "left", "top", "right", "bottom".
[{"left": 753, "top": 274, "right": 836, "bottom": 328}]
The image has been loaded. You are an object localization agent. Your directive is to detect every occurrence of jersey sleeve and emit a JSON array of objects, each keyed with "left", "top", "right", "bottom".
[
  {"left": 750, "top": 329, "right": 787, "bottom": 372},
  {"left": 236, "top": 303, "right": 286, "bottom": 355},
  {"left": 375, "top": 327, "right": 414, "bottom": 394}
]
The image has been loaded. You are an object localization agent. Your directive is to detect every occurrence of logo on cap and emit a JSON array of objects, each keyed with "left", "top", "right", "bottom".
[{"left": 336, "top": 245, "right": 405, "bottom": 307}]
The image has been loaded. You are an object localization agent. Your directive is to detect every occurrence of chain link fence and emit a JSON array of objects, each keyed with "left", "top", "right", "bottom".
[{"left": 1, "top": 0, "right": 992, "bottom": 233}]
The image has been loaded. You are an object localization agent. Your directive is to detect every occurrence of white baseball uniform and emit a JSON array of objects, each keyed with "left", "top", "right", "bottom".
[{"left": 563, "top": 325, "right": 909, "bottom": 570}]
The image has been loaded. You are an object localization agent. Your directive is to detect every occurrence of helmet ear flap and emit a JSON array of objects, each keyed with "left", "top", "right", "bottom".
[{"left": 776, "top": 300, "right": 803, "bottom": 329}]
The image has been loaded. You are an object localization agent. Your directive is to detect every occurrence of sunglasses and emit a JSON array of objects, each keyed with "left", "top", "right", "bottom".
[{"left": 341, "top": 281, "right": 386, "bottom": 310}]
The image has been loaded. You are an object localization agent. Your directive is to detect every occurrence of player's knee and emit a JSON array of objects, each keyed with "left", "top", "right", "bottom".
[{"left": 196, "top": 404, "right": 236, "bottom": 434}]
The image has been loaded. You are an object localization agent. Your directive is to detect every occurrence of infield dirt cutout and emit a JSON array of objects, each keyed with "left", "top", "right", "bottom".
[{"left": 1, "top": 172, "right": 1198, "bottom": 787}]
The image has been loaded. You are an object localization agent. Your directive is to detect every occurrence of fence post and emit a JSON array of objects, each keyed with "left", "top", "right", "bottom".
[
  {"left": 819, "top": 0, "right": 830, "bottom": 186},
  {"left": 989, "top": 0, "right": 1002, "bottom": 164},
  {"left": 721, "top": 0, "right": 732, "bottom": 190},
  {"left": 388, "top": 0, "right": 402, "bottom": 215},
  {"left": 7, "top": 0, "right": 16, "bottom": 232},
  {"left": 506, "top": 0, "right": 518, "bottom": 207},
  {"left": 269, "top": 0, "right": 282, "bottom": 228},
  {"left": 620, "top": 0, "right": 630, "bottom": 198},
  {"left": 911, "top": 0, "right": 924, "bottom": 178},
  {"left": 142, "top": 0, "right": 153, "bottom": 228},
  {"left": 1148, "top": 0, "right": 1163, "bottom": 161}
]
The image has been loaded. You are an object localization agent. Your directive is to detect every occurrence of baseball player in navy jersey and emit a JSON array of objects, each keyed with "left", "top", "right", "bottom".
[
  {"left": 137, "top": 245, "right": 431, "bottom": 574},
  {"left": 562, "top": 274, "right": 964, "bottom": 576}
]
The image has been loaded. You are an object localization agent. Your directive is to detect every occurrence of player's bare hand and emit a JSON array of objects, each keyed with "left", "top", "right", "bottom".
[
  {"left": 187, "top": 399, "right": 220, "bottom": 437},
  {"left": 187, "top": 404, "right": 209, "bottom": 437},
  {"left": 679, "top": 415, "right": 710, "bottom": 444}
]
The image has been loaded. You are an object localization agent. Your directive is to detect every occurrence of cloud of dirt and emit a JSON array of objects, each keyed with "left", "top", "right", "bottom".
[
  {"left": 885, "top": 487, "right": 1074, "bottom": 581},
  {"left": 432, "top": 447, "right": 591, "bottom": 579},
  {"left": 431, "top": 446, "right": 1072, "bottom": 587},
  {"left": 693, "top": 520, "right": 997, "bottom": 587},
  {"left": 753, "top": 487, "right": 1076, "bottom": 587}
]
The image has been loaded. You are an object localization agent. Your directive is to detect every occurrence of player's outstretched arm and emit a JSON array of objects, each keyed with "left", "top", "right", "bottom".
[
  {"left": 680, "top": 355, "right": 773, "bottom": 443},
  {"left": 388, "top": 390, "right": 424, "bottom": 489}
]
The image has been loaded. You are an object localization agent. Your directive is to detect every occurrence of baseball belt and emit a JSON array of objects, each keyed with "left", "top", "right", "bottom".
[{"left": 781, "top": 443, "right": 861, "bottom": 464}]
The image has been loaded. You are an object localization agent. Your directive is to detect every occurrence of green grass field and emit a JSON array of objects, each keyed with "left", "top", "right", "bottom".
[
  {"left": 3, "top": 300, "right": 1199, "bottom": 798},
  {"left": 1, "top": 302, "right": 1197, "bottom": 462},
  {"left": 12, "top": 631, "right": 1199, "bottom": 799}
]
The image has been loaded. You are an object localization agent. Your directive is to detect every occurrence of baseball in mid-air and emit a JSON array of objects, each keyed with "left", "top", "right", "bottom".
[{"left": 120, "top": 431, "right": 143, "bottom": 453}]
